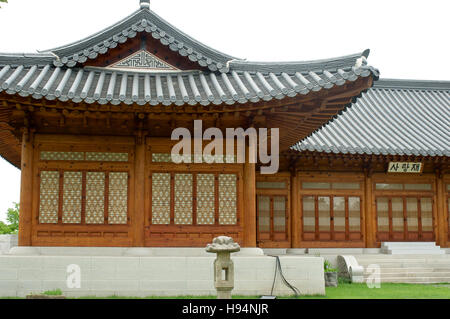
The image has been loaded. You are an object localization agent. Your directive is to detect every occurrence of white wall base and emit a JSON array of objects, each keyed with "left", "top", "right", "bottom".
[
  {"left": 0, "top": 248, "right": 325, "bottom": 298},
  {"left": 0, "top": 235, "right": 17, "bottom": 254}
]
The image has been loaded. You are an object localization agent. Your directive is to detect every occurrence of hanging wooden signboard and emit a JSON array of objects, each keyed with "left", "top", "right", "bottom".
[{"left": 387, "top": 162, "right": 423, "bottom": 173}]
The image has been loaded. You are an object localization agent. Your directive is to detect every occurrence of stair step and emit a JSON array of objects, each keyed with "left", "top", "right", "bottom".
[
  {"left": 381, "top": 242, "right": 438, "bottom": 247},
  {"left": 362, "top": 277, "right": 450, "bottom": 284},
  {"left": 380, "top": 242, "right": 445, "bottom": 255},
  {"left": 364, "top": 272, "right": 450, "bottom": 277},
  {"left": 383, "top": 249, "right": 445, "bottom": 255},
  {"left": 361, "top": 267, "right": 450, "bottom": 272}
]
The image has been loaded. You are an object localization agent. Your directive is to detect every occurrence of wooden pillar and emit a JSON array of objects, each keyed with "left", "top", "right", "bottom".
[
  {"left": 243, "top": 146, "right": 256, "bottom": 247},
  {"left": 435, "top": 169, "right": 447, "bottom": 247},
  {"left": 133, "top": 132, "right": 146, "bottom": 247},
  {"left": 364, "top": 167, "right": 376, "bottom": 248},
  {"left": 18, "top": 128, "right": 34, "bottom": 246},
  {"left": 290, "top": 170, "right": 299, "bottom": 248}
]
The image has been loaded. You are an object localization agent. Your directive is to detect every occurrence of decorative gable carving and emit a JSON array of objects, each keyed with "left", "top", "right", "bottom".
[{"left": 109, "top": 50, "right": 179, "bottom": 71}]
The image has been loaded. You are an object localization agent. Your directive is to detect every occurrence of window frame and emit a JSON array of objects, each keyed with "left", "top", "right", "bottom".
[
  {"left": 298, "top": 173, "right": 365, "bottom": 243},
  {"left": 149, "top": 171, "right": 240, "bottom": 227}
]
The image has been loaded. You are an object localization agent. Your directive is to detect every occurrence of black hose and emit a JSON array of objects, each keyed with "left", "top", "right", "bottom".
[{"left": 269, "top": 255, "right": 301, "bottom": 297}]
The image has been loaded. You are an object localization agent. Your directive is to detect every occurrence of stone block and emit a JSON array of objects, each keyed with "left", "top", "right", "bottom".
[
  {"left": 89, "top": 280, "right": 139, "bottom": 291},
  {"left": 0, "top": 269, "right": 18, "bottom": 280},
  {"left": 18, "top": 269, "right": 43, "bottom": 281},
  {"left": 0, "top": 251, "right": 325, "bottom": 297},
  {"left": 17, "top": 280, "right": 43, "bottom": 290},
  {"left": 139, "top": 280, "right": 188, "bottom": 291}
]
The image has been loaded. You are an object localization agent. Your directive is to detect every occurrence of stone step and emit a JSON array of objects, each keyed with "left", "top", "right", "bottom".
[
  {"left": 362, "top": 277, "right": 450, "bottom": 284},
  {"left": 364, "top": 271, "right": 450, "bottom": 278},
  {"left": 381, "top": 242, "right": 439, "bottom": 248},
  {"left": 358, "top": 263, "right": 450, "bottom": 269},
  {"left": 382, "top": 249, "right": 445, "bottom": 255},
  {"left": 355, "top": 254, "right": 450, "bottom": 259},
  {"left": 355, "top": 256, "right": 450, "bottom": 262},
  {"left": 380, "top": 242, "right": 445, "bottom": 255},
  {"left": 363, "top": 267, "right": 450, "bottom": 273}
]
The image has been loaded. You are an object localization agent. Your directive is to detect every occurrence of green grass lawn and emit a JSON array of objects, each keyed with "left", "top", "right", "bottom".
[
  {"left": 294, "top": 283, "right": 450, "bottom": 299},
  {"left": 5, "top": 283, "right": 450, "bottom": 299},
  {"left": 75, "top": 283, "right": 450, "bottom": 299}
]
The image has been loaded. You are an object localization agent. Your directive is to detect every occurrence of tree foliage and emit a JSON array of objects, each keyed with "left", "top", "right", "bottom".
[
  {"left": 0, "top": 202, "right": 19, "bottom": 235},
  {"left": 0, "top": 0, "right": 7, "bottom": 8}
]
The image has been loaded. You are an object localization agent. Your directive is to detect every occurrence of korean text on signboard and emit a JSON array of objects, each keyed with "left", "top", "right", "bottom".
[{"left": 388, "top": 162, "right": 422, "bottom": 173}]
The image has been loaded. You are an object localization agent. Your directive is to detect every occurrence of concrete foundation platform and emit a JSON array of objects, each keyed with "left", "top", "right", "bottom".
[
  {"left": 0, "top": 247, "right": 325, "bottom": 298},
  {"left": 0, "top": 235, "right": 17, "bottom": 254}
]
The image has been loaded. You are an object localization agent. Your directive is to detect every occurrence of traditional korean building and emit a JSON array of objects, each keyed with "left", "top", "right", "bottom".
[{"left": 0, "top": 1, "right": 447, "bottom": 250}]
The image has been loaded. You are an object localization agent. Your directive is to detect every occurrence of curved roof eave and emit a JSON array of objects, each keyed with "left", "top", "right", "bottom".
[{"left": 229, "top": 50, "right": 372, "bottom": 74}]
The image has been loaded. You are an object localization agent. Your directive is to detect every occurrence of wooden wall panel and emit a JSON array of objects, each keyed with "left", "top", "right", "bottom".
[{"left": 30, "top": 133, "right": 134, "bottom": 247}]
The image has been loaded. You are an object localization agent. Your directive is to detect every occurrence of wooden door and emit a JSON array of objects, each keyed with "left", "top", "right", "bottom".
[
  {"left": 376, "top": 196, "right": 434, "bottom": 241},
  {"left": 302, "top": 195, "right": 362, "bottom": 242},
  {"left": 257, "top": 195, "right": 289, "bottom": 247}
]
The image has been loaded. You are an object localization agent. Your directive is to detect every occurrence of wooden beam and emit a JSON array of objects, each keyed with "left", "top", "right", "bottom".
[
  {"left": 18, "top": 128, "right": 34, "bottom": 246},
  {"left": 364, "top": 165, "right": 376, "bottom": 247},
  {"left": 133, "top": 131, "right": 147, "bottom": 246},
  {"left": 290, "top": 170, "right": 299, "bottom": 248},
  {"left": 435, "top": 168, "right": 447, "bottom": 247},
  {"left": 243, "top": 145, "right": 257, "bottom": 247}
]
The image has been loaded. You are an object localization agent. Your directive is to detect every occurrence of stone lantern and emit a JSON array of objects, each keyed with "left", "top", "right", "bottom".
[{"left": 206, "top": 236, "right": 240, "bottom": 299}]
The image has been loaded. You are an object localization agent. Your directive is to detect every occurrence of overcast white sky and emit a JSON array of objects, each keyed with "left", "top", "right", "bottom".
[{"left": 0, "top": 0, "right": 449, "bottom": 221}]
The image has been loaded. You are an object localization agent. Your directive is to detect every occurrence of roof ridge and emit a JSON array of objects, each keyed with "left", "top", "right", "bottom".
[{"left": 37, "top": 9, "right": 238, "bottom": 72}]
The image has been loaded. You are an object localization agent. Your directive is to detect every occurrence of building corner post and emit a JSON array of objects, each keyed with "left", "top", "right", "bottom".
[
  {"left": 364, "top": 163, "right": 376, "bottom": 248},
  {"left": 18, "top": 128, "right": 34, "bottom": 246},
  {"left": 435, "top": 167, "right": 447, "bottom": 247},
  {"left": 289, "top": 160, "right": 299, "bottom": 248},
  {"left": 133, "top": 129, "right": 147, "bottom": 247},
  {"left": 243, "top": 145, "right": 256, "bottom": 247}
]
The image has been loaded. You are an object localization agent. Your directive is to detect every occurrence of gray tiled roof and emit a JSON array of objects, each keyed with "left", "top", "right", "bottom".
[
  {"left": 44, "top": 9, "right": 237, "bottom": 73},
  {"left": 293, "top": 79, "right": 450, "bottom": 157},
  {"left": 0, "top": 5, "right": 378, "bottom": 106},
  {"left": 0, "top": 55, "right": 377, "bottom": 107}
]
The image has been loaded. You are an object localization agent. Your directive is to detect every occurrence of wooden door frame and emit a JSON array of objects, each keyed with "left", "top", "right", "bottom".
[
  {"left": 372, "top": 173, "right": 437, "bottom": 244},
  {"left": 145, "top": 138, "right": 245, "bottom": 247},
  {"left": 256, "top": 194, "right": 289, "bottom": 248},
  {"left": 31, "top": 133, "right": 135, "bottom": 247},
  {"left": 296, "top": 172, "right": 365, "bottom": 248},
  {"left": 444, "top": 175, "right": 450, "bottom": 245},
  {"left": 256, "top": 173, "right": 291, "bottom": 248}
]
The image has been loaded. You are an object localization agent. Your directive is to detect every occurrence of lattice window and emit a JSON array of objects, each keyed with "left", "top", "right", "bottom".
[
  {"left": 257, "top": 181, "right": 287, "bottom": 189},
  {"left": 108, "top": 172, "right": 128, "bottom": 224},
  {"left": 375, "top": 183, "right": 435, "bottom": 241},
  {"left": 273, "top": 196, "right": 286, "bottom": 233},
  {"left": 62, "top": 171, "right": 82, "bottom": 224},
  {"left": 39, "top": 171, "right": 60, "bottom": 224},
  {"left": 40, "top": 152, "right": 84, "bottom": 161},
  {"left": 174, "top": 174, "right": 193, "bottom": 225},
  {"left": 86, "top": 152, "right": 128, "bottom": 162},
  {"left": 302, "top": 196, "right": 315, "bottom": 232},
  {"left": 152, "top": 153, "right": 173, "bottom": 163},
  {"left": 152, "top": 173, "right": 171, "bottom": 224},
  {"left": 302, "top": 195, "right": 362, "bottom": 241},
  {"left": 218, "top": 174, "right": 237, "bottom": 225},
  {"left": 40, "top": 151, "right": 129, "bottom": 162},
  {"left": 196, "top": 174, "right": 215, "bottom": 225},
  {"left": 85, "top": 172, "right": 105, "bottom": 224},
  {"left": 151, "top": 153, "right": 237, "bottom": 164},
  {"left": 151, "top": 172, "right": 238, "bottom": 226},
  {"left": 258, "top": 196, "right": 271, "bottom": 232}
]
